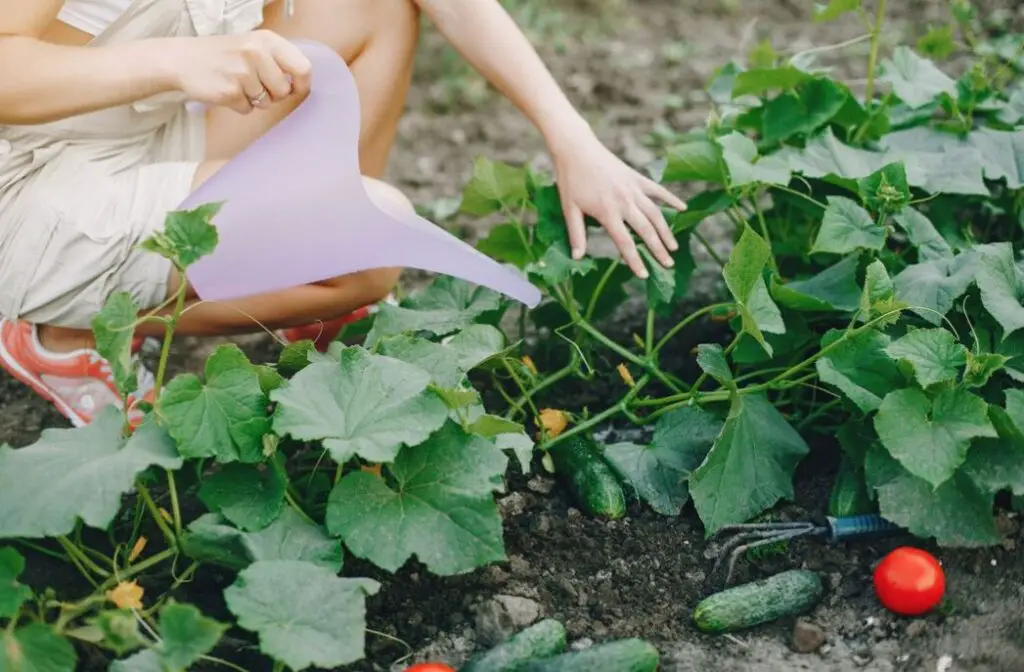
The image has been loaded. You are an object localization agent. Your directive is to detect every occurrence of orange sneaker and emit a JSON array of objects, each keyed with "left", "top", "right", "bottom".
[
  {"left": 0, "top": 319, "right": 154, "bottom": 428},
  {"left": 277, "top": 293, "right": 395, "bottom": 352}
]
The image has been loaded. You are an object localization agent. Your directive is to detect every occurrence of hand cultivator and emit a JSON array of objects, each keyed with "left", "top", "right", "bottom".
[{"left": 710, "top": 514, "right": 904, "bottom": 585}]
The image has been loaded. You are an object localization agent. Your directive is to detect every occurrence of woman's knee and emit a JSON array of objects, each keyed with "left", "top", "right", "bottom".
[{"left": 266, "top": 0, "right": 420, "bottom": 63}]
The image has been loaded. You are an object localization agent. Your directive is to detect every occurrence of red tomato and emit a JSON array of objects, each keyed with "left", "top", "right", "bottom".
[
  {"left": 404, "top": 664, "right": 456, "bottom": 672},
  {"left": 873, "top": 547, "right": 945, "bottom": 616}
]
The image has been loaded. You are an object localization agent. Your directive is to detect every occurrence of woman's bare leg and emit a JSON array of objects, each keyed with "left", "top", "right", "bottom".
[{"left": 40, "top": 0, "right": 420, "bottom": 349}]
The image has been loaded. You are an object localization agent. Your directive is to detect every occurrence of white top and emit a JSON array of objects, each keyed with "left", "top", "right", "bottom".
[
  {"left": 58, "top": 0, "right": 134, "bottom": 36},
  {"left": 58, "top": 0, "right": 289, "bottom": 35}
]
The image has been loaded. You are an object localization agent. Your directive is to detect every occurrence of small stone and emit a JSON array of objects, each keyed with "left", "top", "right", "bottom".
[
  {"left": 474, "top": 599, "right": 515, "bottom": 648},
  {"left": 905, "top": 620, "right": 927, "bottom": 638},
  {"left": 791, "top": 620, "right": 827, "bottom": 653},
  {"left": 872, "top": 639, "right": 900, "bottom": 660},
  {"left": 570, "top": 637, "right": 594, "bottom": 651},
  {"left": 494, "top": 595, "right": 541, "bottom": 628},
  {"left": 508, "top": 555, "right": 531, "bottom": 575},
  {"left": 527, "top": 477, "right": 555, "bottom": 494},
  {"left": 499, "top": 492, "right": 528, "bottom": 517}
]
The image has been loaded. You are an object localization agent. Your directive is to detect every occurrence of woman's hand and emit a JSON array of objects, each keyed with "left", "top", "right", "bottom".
[
  {"left": 551, "top": 130, "right": 688, "bottom": 279},
  {"left": 170, "top": 30, "right": 312, "bottom": 115}
]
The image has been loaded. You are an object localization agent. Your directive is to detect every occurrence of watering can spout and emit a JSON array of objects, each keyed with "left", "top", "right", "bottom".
[{"left": 180, "top": 39, "right": 541, "bottom": 308}]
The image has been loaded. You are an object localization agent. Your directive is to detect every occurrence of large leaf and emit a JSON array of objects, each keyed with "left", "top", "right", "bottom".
[
  {"left": 0, "top": 547, "right": 31, "bottom": 620},
  {"left": 91, "top": 292, "right": 140, "bottom": 399},
  {"left": 198, "top": 462, "right": 287, "bottom": 532},
  {"left": 326, "top": 422, "right": 507, "bottom": 575},
  {"left": 225, "top": 561, "right": 379, "bottom": 671},
  {"left": 524, "top": 185, "right": 598, "bottom": 286},
  {"left": 813, "top": 0, "right": 861, "bottom": 22},
  {"left": 761, "top": 78, "right": 848, "bottom": 143},
  {"left": 459, "top": 157, "right": 529, "bottom": 215},
  {"left": 152, "top": 601, "right": 227, "bottom": 672},
  {"left": 962, "top": 399, "right": 1024, "bottom": 498},
  {"left": 723, "top": 227, "right": 785, "bottom": 355},
  {"left": 771, "top": 255, "right": 861, "bottom": 312},
  {"left": 874, "top": 387, "right": 996, "bottom": 488},
  {"left": 688, "top": 394, "right": 809, "bottom": 534},
  {"left": 815, "top": 329, "right": 905, "bottom": 413},
  {"left": 879, "top": 47, "right": 957, "bottom": 108},
  {"left": 603, "top": 406, "right": 723, "bottom": 516},
  {"left": 0, "top": 412, "right": 181, "bottom": 538},
  {"left": 891, "top": 207, "right": 953, "bottom": 261},
  {"left": 885, "top": 328, "right": 967, "bottom": 387},
  {"left": 976, "top": 243, "right": 1024, "bottom": 339},
  {"left": 716, "top": 132, "right": 791, "bottom": 187},
  {"left": 662, "top": 139, "right": 726, "bottom": 183},
  {"left": 780, "top": 128, "right": 989, "bottom": 196},
  {"left": 366, "top": 277, "right": 503, "bottom": 345},
  {"left": 271, "top": 348, "right": 448, "bottom": 465},
  {"left": 882, "top": 127, "right": 1024, "bottom": 190},
  {"left": 811, "top": 196, "right": 884, "bottom": 255},
  {"left": 180, "top": 510, "right": 343, "bottom": 572},
  {"left": 0, "top": 625, "right": 77, "bottom": 672},
  {"left": 139, "top": 203, "right": 220, "bottom": 269},
  {"left": 159, "top": 344, "right": 270, "bottom": 464},
  {"left": 894, "top": 251, "right": 977, "bottom": 325},
  {"left": 866, "top": 447, "right": 999, "bottom": 546}
]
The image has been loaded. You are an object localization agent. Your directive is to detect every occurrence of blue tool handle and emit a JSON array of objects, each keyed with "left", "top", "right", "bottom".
[{"left": 826, "top": 514, "right": 902, "bottom": 542}]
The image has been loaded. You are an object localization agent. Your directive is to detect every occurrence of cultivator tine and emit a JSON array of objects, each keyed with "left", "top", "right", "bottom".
[{"left": 710, "top": 522, "right": 824, "bottom": 586}]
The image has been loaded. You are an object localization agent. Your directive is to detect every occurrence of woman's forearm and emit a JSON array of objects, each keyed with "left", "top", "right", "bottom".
[
  {"left": 0, "top": 36, "right": 179, "bottom": 125},
  {"left": 414, "top": 0, "right": 595, "bottom": 150}
]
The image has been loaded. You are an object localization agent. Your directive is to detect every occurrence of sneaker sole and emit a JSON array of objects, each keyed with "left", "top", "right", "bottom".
[{"left": 0, "top": 328, "right": 89, "bottom": 428}]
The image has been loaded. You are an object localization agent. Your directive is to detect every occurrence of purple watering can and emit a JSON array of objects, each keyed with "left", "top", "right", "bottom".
[{"left": 181, "top": 39, "right": 542, "bottom": 308}]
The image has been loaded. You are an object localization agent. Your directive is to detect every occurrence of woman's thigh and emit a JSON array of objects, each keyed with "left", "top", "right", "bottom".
[{"left": 202, "top": 0, "right": 420, "bottom": 176}]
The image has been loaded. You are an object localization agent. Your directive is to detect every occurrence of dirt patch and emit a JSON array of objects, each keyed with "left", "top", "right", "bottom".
[{"left": 4, "top": 1, "right": 1024, "bottom": 671}]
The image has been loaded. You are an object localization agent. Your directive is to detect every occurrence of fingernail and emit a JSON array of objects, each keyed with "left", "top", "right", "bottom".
[
  {"left": 668, "top": 240, "right": 679, "bottom": 251},
  {"left": 665, "top": 258, "right": 675, "bottom": 268},
  {"left": 638, "top": 268, "right": 649, "bottom": 279},
  {"left": 572, "top": 248, "right": 584, "bottom": 260}
]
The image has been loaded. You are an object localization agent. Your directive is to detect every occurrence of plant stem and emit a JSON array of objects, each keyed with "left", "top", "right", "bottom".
[
  {"left": 506, "top": 359, "right": 577, "bottom": 416},
  {"left": 98, "top": 548, "right": 178, "bottom": 592},
  {"left": 136, "top": 483, "right": 178, "bottom": 550},
  {"left": 584, "top": 260, "right": 622, "bottom": 320},
  {"left": 152, "top": 277, "right": 189, "bottom": 400},
  {"left": 576, "top": 319, "right": 646, "bottom": 368},
  {"left": 12, "top": 539, "right": 66, "bottom": 562},
  {"left": 692, "top": 230, "right": 727, "bottom": 267},
  {"left": 576, "top": 316, "right": 695, "bottom": 394},
  {"left": 750, "top": 198, "right": 776, "bottom": 272},
  {"left": 644, "top": 309, "right": 655, "bottom": 355},
  {"left": 542, "top": 376, "right": 650, "bottom": 450},
  {"left": 56, "top": 537, "right": 110, "bottom": 579},
  {"left": 502, "top": 359, "right": 540, "bottom": 418},
  {"left": 165, "top": 472, "right": 182, "bottom": 538},
  {"left": 652, "top": 303, "right": 732, "bottom": 355},
  {"left": 854, "top": 0, "right": 887, "bottom": 143},
  {"left": 284, "top": 490, "right": 316, "bottom": 525}
]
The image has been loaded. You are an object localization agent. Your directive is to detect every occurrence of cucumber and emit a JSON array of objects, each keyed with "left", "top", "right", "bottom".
[
  {"left": 547, "top": 435, "right": 626, "bottom": 519},
  {"left": 511, "top": 638, "right": 659, "bottom": 672},
  {"left": 692, "top": 569, "right": 824, "bottom": 633},
  {"left": 460, "top": 619, "right": 567, "bottom": 672}
]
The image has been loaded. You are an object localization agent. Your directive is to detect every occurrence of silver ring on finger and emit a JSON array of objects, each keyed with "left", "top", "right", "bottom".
[{"left": 249, "top": 88, "right": 269, "bottom": 107}]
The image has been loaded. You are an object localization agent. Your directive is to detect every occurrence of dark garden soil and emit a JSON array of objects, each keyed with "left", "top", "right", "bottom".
[{"left": 5, "top": 1, "right": 1024, "bottom": 670}]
